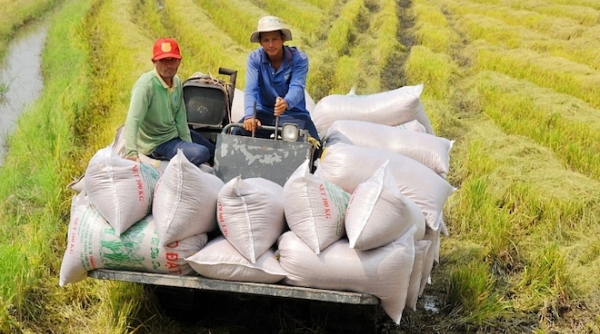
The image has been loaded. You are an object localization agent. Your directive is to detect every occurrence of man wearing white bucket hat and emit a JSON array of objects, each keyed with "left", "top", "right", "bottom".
[{"left": 233, "top": 16, "right": 321, "bottom": 156}]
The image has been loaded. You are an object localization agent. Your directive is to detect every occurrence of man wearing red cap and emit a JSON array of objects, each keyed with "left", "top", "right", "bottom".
[{"left": 124, "top": 37, "right": 214, "bottom": 166}]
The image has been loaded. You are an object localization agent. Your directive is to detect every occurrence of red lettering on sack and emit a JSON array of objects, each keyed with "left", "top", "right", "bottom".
[
  {"left": 166, "top": 241, "right": 179, "bottom": 248},
  {"left": 324, "top": 208, "right": 331, "bottom": 219},
  {"left": 131, "top": 165, "right": 144, "bottom": 201},
  {"left": 166, "top": 261, "right": 180, "bottom": 269},
  {"left": 89, "top": 256, "right": 96, "bottom": 268},
  {"left": 217, "top": 201, "right": 228, "bottom": 236},
  {"left": 319, "top": 183, "right": 331, "bottom": 218},
  {"left": 220, "top": 223, "right": 228, "bottom": 237},
  {"left": 69, "top": 239, "right": 76, "bottom": 254},
  {"left": 69, "top": 217, "right": 79, "bottom": 254},
  {"left": 319, "top": 183, "right": 326, "bottom": 196},
  {"left": 166, "top": 252, "right": 179, "bottom": 261},
  {"left": 217, "top": 201, "right": 225, "bottom": 222},
  {"left": 165, "top": 259, "right": 183, "bottom": 274}
]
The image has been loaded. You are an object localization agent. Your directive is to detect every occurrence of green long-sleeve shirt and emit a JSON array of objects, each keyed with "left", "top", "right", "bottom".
[{"left": 124, "top": 69, "right": 191, "bottom": 158}]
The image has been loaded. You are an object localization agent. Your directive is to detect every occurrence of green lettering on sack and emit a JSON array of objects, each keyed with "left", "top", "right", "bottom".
[
  {"left": 150, "top": 247, "right": 159, "bottom": 259},
  {"left": 100, "top": 217, "right": 148, "bottom": 270}
]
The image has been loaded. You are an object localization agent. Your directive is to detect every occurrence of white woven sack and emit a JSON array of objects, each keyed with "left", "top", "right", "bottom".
[
  {"left": 59, "top": 192, "right": 207, "bottom": 286},
  {"left": 283, "top": 160, "right": 350, "bottom": 254},
  {"left": 231, "top": 88, "right": 245, "bottom": 122},
  {"left": 217, "top": 176, "right": 285, "bottom": 263},
  {"left": 85, "top": 146, "right": 161, "bottom": 235},
  {"left": 67, "top": 125, "right": 176, "bottom": 195},
  {"left": 311, "top": 84, "right": 434, "bottom": 138},
  {"left": 396, "top": 119, "right": 426, "bottom": 132},
  {"left": 186, "top": 236, "right": 287, "bottom": 283},
  {"left": 110, "top": 124, "right": 127, "bottom": 157},
  {"left": 67, "top": 174, "right": 85, "bottom": 193},
  {"left": 153, "top": 150, "right": 224, "bottom": 247},
  {"left": 67, "top": 124, "right": 134, "bottom": 194},
  {"left": 111, "top": 125, "right": 170, "bottom": 171},
  {"left": 278, "top": 229, "right": 415, "bottom": 324},
  {"left": 345, "top": 160, "right": 426, "bottom": 251},
  {"left": 439, "top": 217, "right": 449, "bottom": 237},
  {"left": 325, "top": 120, "right": 453, "bottom": 177},
  {"left": 305, "top": 90, "right": 316, "bottom": 114},
  {"left": 405, "top": 240, "right": 431, "bottom": 311},
  {"left": 315, "top": 142, "right": 455, "bottom": 231},
  {"left": 419, "top": 226, "right": 442, "bottom": 296}
]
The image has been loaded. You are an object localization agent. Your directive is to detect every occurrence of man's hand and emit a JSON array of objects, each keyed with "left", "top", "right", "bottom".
[
  {"left": 125, "top": 155, "right": 141, "bottom": 163},
  {"left": 308, "top": 136, "right": 321, "bottom": 149},
  {"left": 243, "top": 118, "right": 261, "bottom": 132},
  {"left": 274, "top": 97, "right": 287, "bottom": 116}
]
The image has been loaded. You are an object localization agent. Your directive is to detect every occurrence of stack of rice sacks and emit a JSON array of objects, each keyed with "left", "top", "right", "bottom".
[
  {"left": 276, "top": 84, "right": 455, "bottom": 323},
  {"left": 59, "top": 83, "right": 455, "bottom": 325},
  {"left": 59, "top": 144, "right": 222, "bottom": 286}
]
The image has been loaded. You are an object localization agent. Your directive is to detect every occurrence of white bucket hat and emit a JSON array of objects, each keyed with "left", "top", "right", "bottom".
[{"left": 250, "top": 16, "right": 293, "bottom": 43}]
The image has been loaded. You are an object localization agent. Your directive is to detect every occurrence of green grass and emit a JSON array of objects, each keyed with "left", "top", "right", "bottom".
[
  {"left": 327, "top": 0, "right": 364, "bottom": 57},
  {"left": 247, "top": 0, "right": 324, "bottom": 37},
  {"left": 162, "top": 0, "right": 248, "bottom": 81},
  {"left": 413, "top": 2, "right": 460, "bottom": 55},
  {"left": 446, "top": 259, "right": 510, "bottom": 325},
  {"left": 473, "top": 71, "right": 600, "bottom": 179},
  {"left": 0, "top": 0, "right": 64, "bottom": 59},
  {"left": 404, "top": 45, "right": 457, "bottom": 100},
  {"left": 0, "top": 0, "right": 90, "bottom": 331},
  {"left": 195, "top": 0, "right": 258, "bottom": 50}
]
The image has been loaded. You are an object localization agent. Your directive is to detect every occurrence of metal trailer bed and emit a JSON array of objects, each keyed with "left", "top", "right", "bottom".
[{"left": 88, "top": 269, "right": 379, "bottom": 305}]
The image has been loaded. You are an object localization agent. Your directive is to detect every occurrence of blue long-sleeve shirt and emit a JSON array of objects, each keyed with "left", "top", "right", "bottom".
[{"left": 243, "top": 46, "right": 309, "bottom": 119}]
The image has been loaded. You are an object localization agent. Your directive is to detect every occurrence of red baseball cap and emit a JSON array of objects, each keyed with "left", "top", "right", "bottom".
[{"left": 152, "top": 37, "right": 182, "bottom": 61}]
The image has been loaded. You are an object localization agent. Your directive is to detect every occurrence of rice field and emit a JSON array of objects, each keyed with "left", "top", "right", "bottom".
[{"left": 0, "top": 0, "right": 599, "bottom": 332}]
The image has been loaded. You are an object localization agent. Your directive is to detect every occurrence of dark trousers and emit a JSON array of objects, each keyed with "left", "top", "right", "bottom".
[{"left": 150, "top": 129, "right": 215, "bottom": 166}]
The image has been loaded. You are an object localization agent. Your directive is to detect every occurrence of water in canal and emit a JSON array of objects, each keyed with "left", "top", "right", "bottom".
[{"left": 0, "top": 21, "right": 47, "bottom": 165}]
